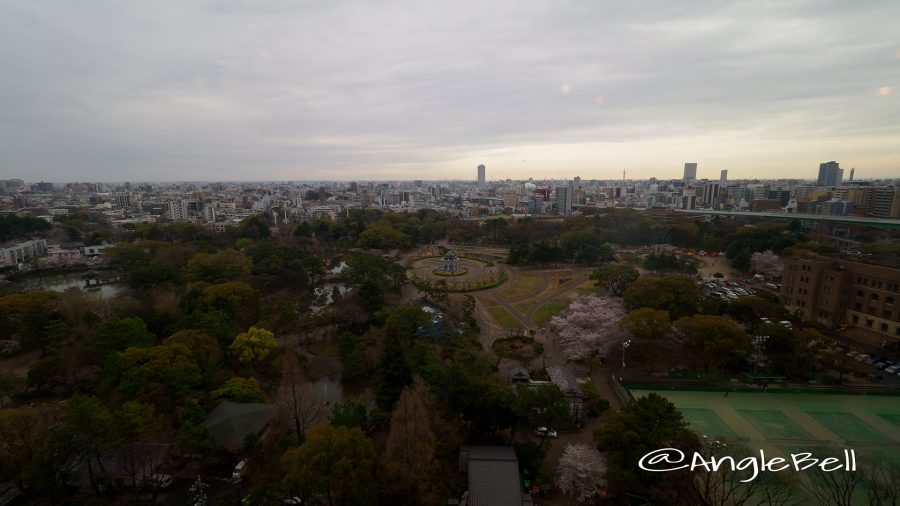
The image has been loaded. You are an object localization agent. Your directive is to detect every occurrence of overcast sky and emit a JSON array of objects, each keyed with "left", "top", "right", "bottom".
[{"left": 1, "top": 0, "right": 898, "bottom": 182}]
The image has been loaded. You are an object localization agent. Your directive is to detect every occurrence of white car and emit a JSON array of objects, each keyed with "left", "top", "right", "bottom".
[
  {"left": 232, "top": 459, "right": 248, "bottom": 483},
  {"left": 885, "top": 365, "right": 900, "bottom": 374},
  {"left": 151, "top": 474, "right": 173, "bottom": 489},
  {"left": 535, "top": 427, "right": 558, "bottom": 438}
]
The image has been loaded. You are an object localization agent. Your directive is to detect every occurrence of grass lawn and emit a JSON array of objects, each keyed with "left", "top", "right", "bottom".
[
  {"left": 500, "top": 275, "right": 542, "bottom": 299},
  {"left": 533, "top": 301, "right": 567, "bottom": 325},
  {"left": 488, "top": 306, "right": 522, "bottom": 330},
  {"left": 513, "top": 300, "right": 534, "bottom": 315},
  {"left": 573, "top": 280, "right": 597, "bottom": 296}
]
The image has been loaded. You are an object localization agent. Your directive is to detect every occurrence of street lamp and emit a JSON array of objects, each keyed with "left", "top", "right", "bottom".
[
  {"left": 753, "top": 335, "right": 769, "bottom": 371},
  {"left": 622, "top": 339, "right": 632, "bottom": 369}
]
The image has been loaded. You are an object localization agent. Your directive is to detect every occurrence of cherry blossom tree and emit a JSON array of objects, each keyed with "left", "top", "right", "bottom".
[
  {"left": 550, "top": 295, "right": 629, "bottom": 361},
  {"left": 750, "top": 250, "right": 783, "bottom": 278},
  {"left": 556, "top": 444, "right": 608, "bottom": 504}
]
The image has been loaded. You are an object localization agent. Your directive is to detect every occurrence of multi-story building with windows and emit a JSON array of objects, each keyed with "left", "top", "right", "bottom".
[{"left": 781, "top": 255, "right": 900, "bottom": 348}]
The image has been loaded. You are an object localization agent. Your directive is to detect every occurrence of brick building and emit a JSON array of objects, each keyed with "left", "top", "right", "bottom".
[{"left": 781, "top": 255, "right": 900, "bottom": 348}]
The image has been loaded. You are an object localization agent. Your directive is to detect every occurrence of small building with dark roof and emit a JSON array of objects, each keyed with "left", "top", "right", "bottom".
[
  {"left": 546, "top": 365, "right": 585, "bottom": 422},
  {"left": 459, "top": 446, "right": 532, "bottom": 506},
  {"left": 202, "top": 401, "right": 275, "bottom": 452}
]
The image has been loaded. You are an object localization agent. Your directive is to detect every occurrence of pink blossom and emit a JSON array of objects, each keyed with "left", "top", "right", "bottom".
[
  {"left": 550, "top": 295, "right": 629, "bottom": 361},
  {"left": 556, "top": 444, "right": 608, "bottom": 504}
]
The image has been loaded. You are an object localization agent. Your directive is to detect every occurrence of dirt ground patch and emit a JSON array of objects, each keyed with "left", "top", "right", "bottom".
[{"left": 0, "top": 350, "right": 41, "bottom": 379}]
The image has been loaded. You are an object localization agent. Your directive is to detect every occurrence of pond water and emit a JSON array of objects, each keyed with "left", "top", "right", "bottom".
[
  {"left": 13, "top": 270, "right": 125, "bottom": 299},
  {"left": 311, "top": 283, "right": 352, "bottom": 312},
  {"left": 299, "top": 348, "right": 374, "bottom": 408}
]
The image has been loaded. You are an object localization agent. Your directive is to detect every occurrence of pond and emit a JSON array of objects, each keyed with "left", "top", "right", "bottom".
[
  {"left": 13, "top": 270, "right": 125, "bottom": 299},
  {"left": 299, "top": 348, "right": 374, "bottom": 408},
  {"left": 311, "top": 283, "right": 352, "bottom": 312}
]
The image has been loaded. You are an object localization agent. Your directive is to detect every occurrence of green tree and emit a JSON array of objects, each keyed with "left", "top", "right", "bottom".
[
  {"left": 384, "top": 306, "right": 429, "bottom": 347},
  {"left": 357, "top": 221, "right": 412, "bottom": 249},
  {"left": 200, "top": 281, "right": 261, "bottom": 329},
  {"left": 0, "top": 406, "right": 58, "bottom": 494},
  {"left": 594, "top": 393, "right": 700, "bottom": 503},
  {"left": 117, "top": 343, "right": 203, "bottom": 400},
  {"left": 619, "top": 308, "right": 671, "bottom": 341},
  {"left": 282, "top": 425, "right": 378, "bottom": 506},
  {"left": 59, "top": 396, "right": 120, "bottom": 494},
  {"left": 239, "top": 215, "right": 271, "bottom": 239},
  {"left": 212, "top": 377, "right": 264, "bottom": 402},
  {"left": 230, "top": 326, "right": 277, "bottom": 364},
  {"left": 163, "top": 329, "right": 222, "bottom": 378},
  {"left": 623, "top": 275, "right": 700, "bottom": 319},
  {"left": 674, "top": 315, "right": 751, "bottom": 372},
  {"left": 329, "top": 401, "right": 368, "bottom": 430},
  {"left": 338, "top": 333, "right": 367, "bottom": 383},
  {"left": 356, "top": 279, "right": 385, "bottom": 315},
  {"left": 93, "top": 316, "right": 156, "bottom": 362},
  {"left": 514, "top": 383, "right": 570, "bottom": 435},
  {"left": 376, "top": 334, "right": 412, "bottom": 410},
  {"left": 590, "top": 264, "right": 639, "bottom": 296},
  {"left": 185, "top": 250, "right": 253, "bottom": 283}
]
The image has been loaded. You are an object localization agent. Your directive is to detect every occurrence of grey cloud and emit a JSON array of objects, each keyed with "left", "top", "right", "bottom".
[{"left": 1, "top": 0, "right": 898, "bottom": 181}]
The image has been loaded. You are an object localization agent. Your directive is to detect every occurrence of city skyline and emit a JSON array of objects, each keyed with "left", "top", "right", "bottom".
[{"left": 2, "top": 1, "right": 899, "bottom": 181}]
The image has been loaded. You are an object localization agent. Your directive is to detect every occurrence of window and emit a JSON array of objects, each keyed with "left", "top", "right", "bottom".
[
  {"left": 865, "top": 319, "right": 874, "bottom": 328},
  {"left": 855, "top": 302, "right": 862, "bottom": 310},
  {"left": 887, "top": 297, "right": 895, "bottom": 306},
  {"left": 884, "top": 310, "right": 893, "bottom": 320},
  {"left": 857, "top": 290, "right": 864, "bottom": 297},
  {"left": 871, "top": 294, "right": 879, "bottom": 301},
  {"left": 852, "top": 314, "right": 859, "bottom": 324},
  {"left": 881, "top": 323, "right": 889, "bottom": 332}
]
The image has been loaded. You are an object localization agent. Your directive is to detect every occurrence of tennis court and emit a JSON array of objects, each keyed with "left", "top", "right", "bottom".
[{"left": 629, "top": 388, "right": 900, "bottom": 460}]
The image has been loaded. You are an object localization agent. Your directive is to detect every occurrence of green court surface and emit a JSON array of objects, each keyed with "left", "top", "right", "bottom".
[
  {"left": 629, "top": 389, "right": 900, "bottom": 453},
  {"left": 879, "top": 413, "right": 900, "bottom": 428},
  {"left": 805, "top": 411, "right": 891, "bottom": 444},
  {"left": 737, "top": 409, "right": 813, "bottom": 441},
  {"left": 679, "top": 408, "right": 739, "bottom": 440}
]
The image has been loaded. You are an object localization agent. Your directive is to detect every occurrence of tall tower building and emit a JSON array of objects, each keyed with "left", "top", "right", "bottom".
[
  {"left": 816, "top": 161, "right": 843, "bottom": 186},
  {"left": 554, "top": 181, "right": 574, "bottom": 215},
  {"left": 720, "top": 169, "right": 728, "bottom": 182},
  {"left": 477, "top": 164, "right": 486, "bottom": 185},
  {"left": 683, "top": 163, "right": 698, "bottom": 180},
  {"left": 849, "top": 167, "right": 855, "bottom": 182}
]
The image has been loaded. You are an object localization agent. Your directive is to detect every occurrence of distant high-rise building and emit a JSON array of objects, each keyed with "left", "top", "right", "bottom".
[
  {"left": 683, "top": 163, "right": 698, "bottom": 180},
  {"left": 574, "top": 176, "right": 581, "bottom": 185},
  {"left": 477, "top": 164, "right": 486, "bottom": 185},
  {"left": 816, "top": 161, "right": 843, "bottom": 186},
  {"left": 554, "top": 181, "right": 574, "bottom": 214},
  {"left": 849, "top": 167, "right": 855, "bottom": 182},
  {"left": 720, "top": 169, "right": 728, "bottom": 182}
]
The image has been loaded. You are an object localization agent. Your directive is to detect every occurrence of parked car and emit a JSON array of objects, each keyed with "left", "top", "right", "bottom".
[
  {"left": 232, "top": 459, "right": 248, "bottom": 483},
  {"left": 874, "top": 362, "right": 887, "bottom": 369},
  {"left": 763, "top": 282, "right": 778, "bottom": 289},
  {"left": 151, "top": 474, "right": 173, "bottom": 489},
  {"left": 534, "top": 427, "right": 558, "bottom": 438},
  {"left": 884, "top": 365, "right": 900, "bottom": 374}
]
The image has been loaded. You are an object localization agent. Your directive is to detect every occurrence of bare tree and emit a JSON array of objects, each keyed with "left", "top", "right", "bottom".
[
  {"left": 383, "top": 384, "right": 439, "bottom": 505},
  {"left": 864, "top": 459, "right": 900, "bottom": 506},
  {"left": 691, "top": 444, "right": 801, "bottom": 506},
  {"left": 279, "top": 351, "right": 326, "bottom": 444},
  {"left": 802, "top": 463, "right": 864, "bottom": 506}
]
